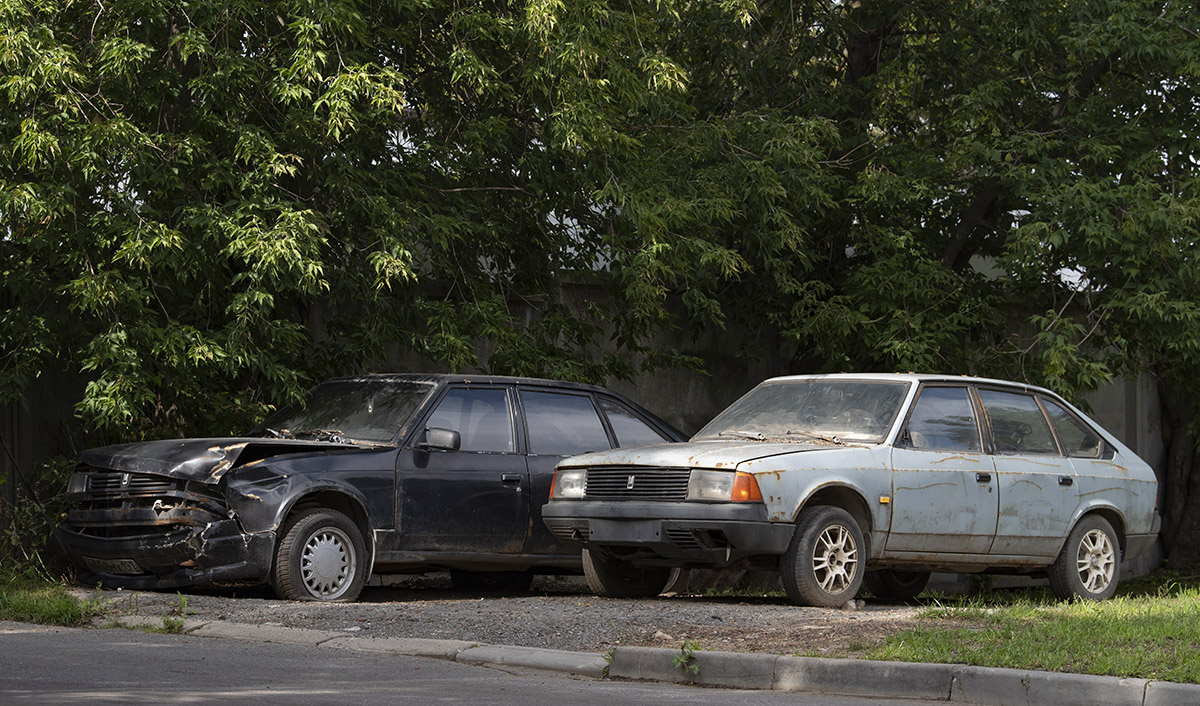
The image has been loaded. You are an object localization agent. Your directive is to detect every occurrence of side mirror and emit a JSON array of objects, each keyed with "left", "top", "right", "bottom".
[{"left": 418, "top": 427, "right": 461, "bottom": 451}]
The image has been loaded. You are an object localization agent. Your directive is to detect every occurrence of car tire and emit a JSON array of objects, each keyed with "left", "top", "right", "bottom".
[
  {"left": 581, "top": 548, "right": 678, "bottom": 598},
  {"left": 273, "top": 508, "right": 368, "bottom": 602},
  {"left": 1048, "top": 515, "right": 1120, "bottom": 601},
  {"left": 864, "top": 570, "right": 930, "bottom": 601},
  {"left": 449, "top": 569, "right": 535, "bottom": 593},
  {"left": 781, "top": 506, "right": 864, "bottom": 607}
]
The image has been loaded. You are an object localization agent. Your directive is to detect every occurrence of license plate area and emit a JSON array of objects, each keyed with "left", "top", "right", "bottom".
[
  {"left": 588, "top": 519, "right": 662, "bottom": 542},
  {"left": 84, "top": 556, "right": 144, "bottom": 575}
]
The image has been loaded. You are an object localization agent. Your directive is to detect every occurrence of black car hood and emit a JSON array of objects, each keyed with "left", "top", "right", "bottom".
[{"left": 76, "top": 438, "right": 368, "bottom": 484}]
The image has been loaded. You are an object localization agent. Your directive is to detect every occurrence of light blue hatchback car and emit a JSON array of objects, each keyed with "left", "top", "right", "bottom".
[{"left": 543, "top": 374, "right": 1160, "bottom": 607}]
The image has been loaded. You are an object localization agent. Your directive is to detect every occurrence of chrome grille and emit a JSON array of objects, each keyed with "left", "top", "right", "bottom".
[
  {"left": 87, "top": 472, "right": 176, "bottom": 496},
  {"left": 585, "top": 467, "right": 690, "bottom": 500}
]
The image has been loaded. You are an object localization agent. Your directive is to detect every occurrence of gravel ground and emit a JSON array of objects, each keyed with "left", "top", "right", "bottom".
[{"left": 77, "top": 573, "right": 925, "bottom": 657}]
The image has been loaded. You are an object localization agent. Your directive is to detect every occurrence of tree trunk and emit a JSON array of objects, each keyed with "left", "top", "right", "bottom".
[{"left": 1157, "top": 382, "right": 1200, "bottom": 569}]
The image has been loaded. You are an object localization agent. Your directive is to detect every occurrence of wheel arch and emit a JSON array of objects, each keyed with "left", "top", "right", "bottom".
[
  {"left": 794, "top": 483, "right": 875, "bottom": 554},
  {"left": 1070, "top": 505, "right": 1128, "bottom": 558},
  {"left": 280, "top": 490, "right": 377, "bottom": 575}
]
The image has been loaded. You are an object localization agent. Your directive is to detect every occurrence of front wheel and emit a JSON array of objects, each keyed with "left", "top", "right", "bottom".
[
  {"left": 1048, "top": 515, "right": 1120, "bottom": 601},
  {"left": 781, "top": 506, "right": 865, "bottom": 607},
  {"left": 581, "top": 548, "right": 678, "bottom": 598},
  {"left": 273, "top": 508, "right": 369, "bottom": 602}
]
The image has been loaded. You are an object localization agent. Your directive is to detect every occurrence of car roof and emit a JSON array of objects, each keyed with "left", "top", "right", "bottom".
[
  {"left": 762, "top": 372, "right": 1061, "bottom": 398},
  {"left": 319, "top": 372, "right": 616, "bottom": 394}
]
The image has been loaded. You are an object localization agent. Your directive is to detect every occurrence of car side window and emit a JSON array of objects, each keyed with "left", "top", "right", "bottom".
[
  {"left": 904, "top": 386, "right": 981, "bottom": 451},
  {"left": 598, "top": 397, "right": 670, "bottom": 447},
  {"left": 978, "top": 389, "right": 1058, "bottom": 455},
  {"left": 520, "top": 390, "right": 613, "bottom": 455},
  {"left": 1041, "top": 398, "right": 1104, "bottom": 459},
  {"left": 424, "top": 388, "right": 514, "bottom": 453}
]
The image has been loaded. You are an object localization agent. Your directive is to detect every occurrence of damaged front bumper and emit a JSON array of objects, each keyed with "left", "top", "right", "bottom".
[
  {"left": 56, "top": 519, "right": 275, "bottom": 589},
  {"left": 57, "top": 465, "right": 278, "bottom": 590}
]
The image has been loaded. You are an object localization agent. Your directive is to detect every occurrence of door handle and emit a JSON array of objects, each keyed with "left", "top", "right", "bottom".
[
  {"left": 975, "top": 473, "right": 992, "bottom": 483},
  {"left": 1059, "top": 476, "right": 1074, "bottom": 487},
  {"left": 501, "top": 473, "right": 522, "bottom": 484}
]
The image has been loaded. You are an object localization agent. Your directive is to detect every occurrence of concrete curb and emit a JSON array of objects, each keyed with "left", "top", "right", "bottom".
[
  {"left": 457, "top": 644, "right": 608, "bottom": 678},
  {"left": 97, "top": 618, "right": 1200, "bottom": 705}
]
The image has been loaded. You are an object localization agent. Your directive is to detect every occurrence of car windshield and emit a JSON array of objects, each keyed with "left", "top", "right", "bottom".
[
  {"left": 693, "top": 379, "right": 910, "bottom": 444},
  {"left": 253, "top": 380, "right": 435, "bottom": 444}
]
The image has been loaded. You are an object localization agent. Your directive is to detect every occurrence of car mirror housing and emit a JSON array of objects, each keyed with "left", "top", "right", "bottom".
[{"left": 419, "top": 427, "right": 461, "bottom": 451}]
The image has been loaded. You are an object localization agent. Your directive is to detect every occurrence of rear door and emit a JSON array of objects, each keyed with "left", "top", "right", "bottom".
[
  {"left": 518, "top": 388, "right": 617, "bottom": 555},
  {"left": 979, "top": 388, "right": 1080, "bottom": 558}
]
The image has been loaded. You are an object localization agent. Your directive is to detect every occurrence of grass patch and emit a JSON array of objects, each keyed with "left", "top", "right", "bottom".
[
  {"left": 866, "top": 572, "right": 1200, "bottom": 683},
  {"left": 0, "top": 570, "right": 105, "bottom": 627}
]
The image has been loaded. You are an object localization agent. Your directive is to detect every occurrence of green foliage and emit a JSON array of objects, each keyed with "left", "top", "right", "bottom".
[
  {"left": 0, "top": 568, "right": 104, "bottom": 626},
  {"left": 1, "top": 457, "right": 74, "bottom": 578},
  {"left": 673, "top": 638, "right": 702, "bottom": 675},
  {"left": 3, "top": 1, "right": 1200, "bottom": 563}
]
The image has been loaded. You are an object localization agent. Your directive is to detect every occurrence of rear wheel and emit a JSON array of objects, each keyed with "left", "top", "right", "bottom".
[
  {"left": 864, "top": 570, "right": 930, "bottom": 601},
  {"left": 449, "top": 569, "right": 535, "bottom": 593},
  {"left": 1048, "top": 515, "right": 1120, "bottom": 601},
  {"left": 781, "top": 506, "right": 864, "bottom": 607},
  {"left": 581, "top": 548, "right": 678, "bottom": 598},
  {"left": 273, "top": 508, "right": 368, "bottom": 602}
]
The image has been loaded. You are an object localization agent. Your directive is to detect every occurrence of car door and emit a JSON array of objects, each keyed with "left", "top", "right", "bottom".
[
  {"left": 518, "top": 388, "right": 618, "bottom": 555},
  {"left": 888, "top": 384, "right": 999, "bottom": 555},
  {"left": 397, "top": 385, "right": 530, "bottom": 554},
  {"left": 978, "top": 388, "right": 1080, "bottom": 558}
]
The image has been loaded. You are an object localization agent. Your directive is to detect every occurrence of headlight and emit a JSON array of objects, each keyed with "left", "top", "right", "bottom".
[
  {"left": 551, "top": 468, "right": 587, "bottom": 499},
  {"left": 687, "top": 470, "right": 762, "bottom": 502},
  {"left": 67, "top": 471, "right": 89, "bottom": 495}
]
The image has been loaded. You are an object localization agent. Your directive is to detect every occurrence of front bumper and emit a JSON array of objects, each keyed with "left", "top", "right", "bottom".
[
  {"left": 56, "top": 519, "right": 275, "bottom": 590},
  {"left": 542, "top": 500, "right": 792, "bottom": 566}
]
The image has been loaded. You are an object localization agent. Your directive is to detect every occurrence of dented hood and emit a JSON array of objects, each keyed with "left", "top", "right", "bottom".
[
  {"left": 558, "top": 440, "right": 837, "bottom": 470},
  {"left": 76, "top": 437, "right": 364, "bottom": 484}
]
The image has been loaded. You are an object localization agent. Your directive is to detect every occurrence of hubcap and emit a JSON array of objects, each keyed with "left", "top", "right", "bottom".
[
  {"left": 812, "top": 524, "right": 858, "bottom": 594},
  {"left": 1075, "top": 528, "right": 1115, "bottom": 594},
  {"left": 300, "top": 527, "right": 356, "bottom": 599}
]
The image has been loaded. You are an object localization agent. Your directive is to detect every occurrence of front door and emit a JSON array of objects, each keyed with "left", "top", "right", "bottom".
[
  {"left": 397, "top": 386, "right": 529, "bottom": 554},
  {"left": 887, "top": 385, "right": 998, "bottom": 555}
]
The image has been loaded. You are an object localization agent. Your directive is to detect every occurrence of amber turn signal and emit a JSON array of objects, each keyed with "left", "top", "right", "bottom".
[{"left": 731, "top": 472, "right": 763, "bottom": 502}]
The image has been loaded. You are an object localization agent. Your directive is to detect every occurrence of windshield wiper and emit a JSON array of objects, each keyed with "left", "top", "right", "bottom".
[
  {"left": 292, "top": 428, "right": 349, "bottom": 443},
  {"left": 718, "top": 430, "right": 767, "bottom": 441},
  {"left": 260, "top": 428, "right": 294, "bottom": 439},
  {"left": 785, "top": 429, "right": 844, "bottom": 445}
]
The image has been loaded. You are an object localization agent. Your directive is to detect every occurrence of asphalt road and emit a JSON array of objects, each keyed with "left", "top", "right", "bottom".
[{"left": 0, "top": 621, "right": 946, "bottom": 706}]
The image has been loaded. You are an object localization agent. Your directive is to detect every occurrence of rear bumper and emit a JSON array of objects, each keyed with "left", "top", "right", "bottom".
[
  {"left": 56, "top": 519, "right": 274, "bottom": 590},
  {"left": 1124, "top": 512, "right": 1162, "bottom": 562},
  {"left": 542, "top": 500, "right": 792, "bottom": 566}
]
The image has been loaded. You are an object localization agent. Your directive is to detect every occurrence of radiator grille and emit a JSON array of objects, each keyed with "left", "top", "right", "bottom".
[
  {"left": 584, "top": 467, "right": 690, "bottom": 500},
  {"left": 86, "top": 472, "right": 177, "bottom": 496}
]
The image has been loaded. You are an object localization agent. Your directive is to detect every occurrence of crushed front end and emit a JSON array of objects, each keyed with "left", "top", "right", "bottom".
[{"left": 55, "top": 444, "right": 278, "bottom": 589}]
